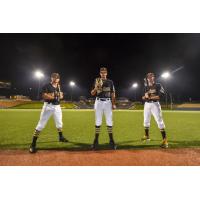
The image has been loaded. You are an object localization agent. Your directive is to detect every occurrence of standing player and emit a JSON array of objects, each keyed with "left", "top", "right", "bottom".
[
  {"left": 142, "top": 72, "right": 168, "bottom": 148},
  {"left": 29, "top": 73, "right": 68, "bottom": 153},
  {"left": 91, "top": 67, "right": 117, "bottom": 150}
]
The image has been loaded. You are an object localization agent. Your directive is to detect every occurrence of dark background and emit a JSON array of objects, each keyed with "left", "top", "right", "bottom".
[{"left": 0, "top": 33, "right": 199, "bottom": 101}]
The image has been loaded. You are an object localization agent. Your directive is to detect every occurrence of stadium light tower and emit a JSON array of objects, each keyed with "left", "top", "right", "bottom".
[
  {"left": 35, "top": 70, "right": 44, "bottom": 100},
  {"left": 132, "top": 82, "right": 138, "bottom": 101},
  {"left": 69, "top": 81, "right": 76, "bottom": 101}
]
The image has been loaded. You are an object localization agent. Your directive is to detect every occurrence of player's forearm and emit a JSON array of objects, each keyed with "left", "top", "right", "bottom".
[
  {"left": 91, "top": 88, "right": 97, "bottom": 96},
  {"left": 59, "top": 94, "right": 64, "bottom": 99},
  {"left": 149, "top": 95, "right": 160, "bottom": 100},
  {"left": 58, "top": 92, "right": 64, "bottom": 99},
  {"left": 142, "top": 96, "right": 146, "bottom": 100},
  {"left": 111, "top": 92, "right": 116, "bottom": 105},
  {"left": 42, "top": 93, "right": 54, "bottom": 100}
]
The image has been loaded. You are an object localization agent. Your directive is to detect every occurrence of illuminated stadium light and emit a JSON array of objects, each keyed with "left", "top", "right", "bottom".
[
  {"left": 132, "top": 83, "right": 138, "bottom": 88},
  {"left": 34, "top": 70, "right": 44, "bottom": 100},
  {"left": 161, "top": 72, "right": 170, "bottom": 79},
  {"left": 69, "top": 81, "right": 76, "bottom": 87},
  {"left": 35, "top": 70, "right": 44, "bottom": 79},
  {"left": 69, "top": 81, "right": 76, "bottom": 101}
]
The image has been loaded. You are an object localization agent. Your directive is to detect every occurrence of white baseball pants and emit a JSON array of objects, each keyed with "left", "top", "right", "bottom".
[
  {"left": 35, "top": 102, "right": 63, "bottom": 131},
  {"left": 144, "top": 102, "right": 165, "bottom": 129},
  {"left": 94, "top": 99, "right": 113, "bottom": 126}
]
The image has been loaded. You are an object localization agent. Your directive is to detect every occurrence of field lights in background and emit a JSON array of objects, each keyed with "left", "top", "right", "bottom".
[
  {"left": 35, "top": 70, "right": 44, "bottom": 79},
  {"left": 161, "top": 71, "right": 171, "bottom": 79}
]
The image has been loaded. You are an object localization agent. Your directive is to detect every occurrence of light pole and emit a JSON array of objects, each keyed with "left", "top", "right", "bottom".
[
  {"left": 132, "top": 82, "right": 138, "bottom": 101},
  {"left": 69, "top": 81, "right": 75, "bottom": 102},
  {"left": 161, "top": 71, "right": 173, "bottom": 110},
  {"left": 35, "top": 70, "right": 44, "bottom": 100},
  {"left": 29, "top": 88, "right": 32, "bottom": 99}
]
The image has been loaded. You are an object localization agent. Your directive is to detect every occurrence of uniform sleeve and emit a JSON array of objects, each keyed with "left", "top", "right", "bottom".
[
  {"left": 157, "top": 83, "right": 165, "bottom": 97},
  {"left": 111, "top": 81, "right": 115, "bottom": 93},
  {"left": 41, "top": 84, "right": 48, "bottom": 94},
  {"left": 144, "top": 86, "right": 147, "bottom": 94},
  {"left": 58, "top": 85, "right": 62, "bottom": 92}
]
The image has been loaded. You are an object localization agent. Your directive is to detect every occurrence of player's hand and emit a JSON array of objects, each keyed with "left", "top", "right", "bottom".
[
  {"left": 94, "top": 86, "right": 98, "bottom": 92},
  {"left": 145, "top": 93, "right": 149, "bottom": 99},
  {"left": 42, "top": 93, "right": 54, "bottom": 100},
  {"left": 59, "top": 92, "right": 64, "bottom": 99},
  {"left": 96, "top": 85, "right": 102, "bottom": 91},
  {"left": 112, "top": 104, "right": 117, "bottom": 110}
]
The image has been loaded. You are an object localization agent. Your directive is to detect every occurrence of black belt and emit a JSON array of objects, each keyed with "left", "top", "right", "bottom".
[
  {"left": 96, "top": 97, "right": 111, "bottom": 101},
  {"left": 45, "top": 101, "right": 60, "bottom": 105},
  {"left": 146, "top": 100, "right": 158, "bottom": 103}
]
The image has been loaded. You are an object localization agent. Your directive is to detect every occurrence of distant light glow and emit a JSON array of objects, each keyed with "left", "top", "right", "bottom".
[
  {"left": 132, "top": 83, "right": 138, "bottom": 88},
  {"left": 69, "top": 81, "right": 75, "bottom": 87},
  {"left": 161, "top": 72, "right": 170, "bottom": 79},
  {"left": 35, "top": 70, "right": 44, "bottom": 79}
]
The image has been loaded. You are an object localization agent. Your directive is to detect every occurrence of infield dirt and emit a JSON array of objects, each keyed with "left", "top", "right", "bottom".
[{"left": 0, "top": 148, "right": 200, "bottom": 166}]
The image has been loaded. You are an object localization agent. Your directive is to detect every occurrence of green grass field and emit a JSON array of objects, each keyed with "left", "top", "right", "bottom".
[{"left": 0, "top": 109, "right": 200, "bottom": 150}]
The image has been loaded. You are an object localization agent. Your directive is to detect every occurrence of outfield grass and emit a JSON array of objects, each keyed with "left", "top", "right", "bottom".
[{"left": 0, "top": 109, "right": 200, "bottom": 150}]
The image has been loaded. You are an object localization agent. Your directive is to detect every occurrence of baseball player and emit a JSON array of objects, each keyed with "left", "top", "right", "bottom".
[
  {"left": 142, "top": 72, "right": 168, "bottom": 148},
  {"left": 90, "top": 67, "right": 117, "bottom": 150},
  {"left": 29, "top": 73, "right": 68, "bottom": 153}
]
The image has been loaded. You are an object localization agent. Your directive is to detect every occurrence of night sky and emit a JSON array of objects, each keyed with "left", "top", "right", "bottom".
[{"left": 0, "top": 33, "right": 199, "bottom": 101}]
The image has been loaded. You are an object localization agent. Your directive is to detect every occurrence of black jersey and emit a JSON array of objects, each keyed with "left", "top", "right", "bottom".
[
  {"left": 41, "top": 83, "right": 62, "bottom": 105},
  {"left": 144, "top": 83, "right": 165, "bottom": 101},
  {"left": 93, "top": 78, "right": 115, "bottom": 98}
]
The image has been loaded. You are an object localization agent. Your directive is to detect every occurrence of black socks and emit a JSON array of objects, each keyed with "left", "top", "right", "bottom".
[
  {"left": 94, "top": 126, "right": 100, "bottom": 143},
  {"left": 161, "top": 129, "right": 167, "bottom": 140},
  {"left": 58, "top": 131, "right": 63, "bottom": 138},
  {"left": 144, "top": 127, "right": 150, "bottom": 138},
  {"left": 32, "top": 130, "right": 40, "bottom": 146},
  {"left": 93, "top": 126, "right": 115, "bottom": 143},
  {"left": 107, "top": 126, "right": 114, "bottom": 142}
]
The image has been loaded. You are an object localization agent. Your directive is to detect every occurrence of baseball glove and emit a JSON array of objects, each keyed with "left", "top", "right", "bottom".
[{"left": 95, "top": 77, "right": 103, "bottom": 94}]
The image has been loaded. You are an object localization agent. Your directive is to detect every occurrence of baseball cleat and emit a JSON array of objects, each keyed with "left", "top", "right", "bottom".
[
  {"left": 91, "top": 141, "right": 98, "bottom": 150},
  {"left": 29, "top": 144, "right": 37, "bottom": 153},
  {"left": 141, "top": 135, "right": 151, "bottom": 142},
  {"left": 109, "top": 141, "right": 117, "bottom": 150},
  {"left": 59, "top": 136, "right": 69, "bottom": 142},
  {"left": 160, "top": 139, "right": 168, "bottom": 148}
]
